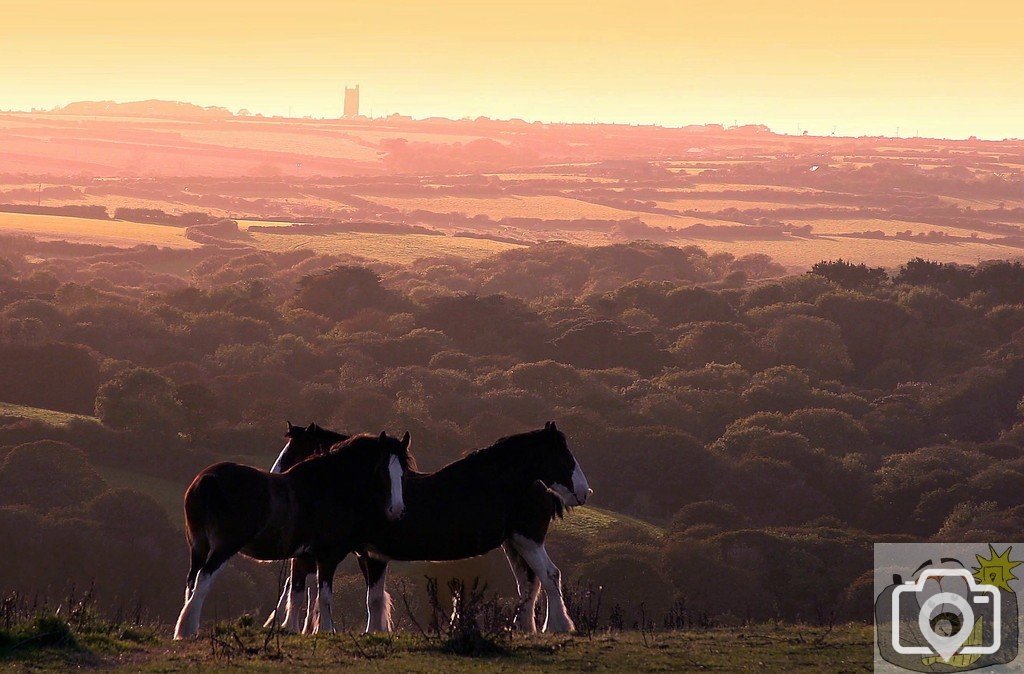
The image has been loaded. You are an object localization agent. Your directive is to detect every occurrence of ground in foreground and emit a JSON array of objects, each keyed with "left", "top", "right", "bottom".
[{"left": 1, "top": 622, "right": 871, "bottom": 672}]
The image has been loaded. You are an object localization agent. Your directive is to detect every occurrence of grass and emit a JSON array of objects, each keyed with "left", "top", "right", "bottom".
[
  {"left": 247, "top": 230, "right": 522, "bottom": 263},
  {"left": 363, "top": 195, "right": 738, "bottom": 231},
  {"left": 664, "top": 233, "right": 1020, "bottom": 270},
  {"left": 0, "top": 615, "right": 158, "bottom": 670},
  {"left": 177, "top": 129, "right": 381, "bottom": 162},
  {"left": 0, "top": 401, "right": 99, "bottom": 428},
  {"left": 93, "top": 464, "right": 187, "bottom": 524},
  {"left": 0, "top": 621, "right": 872, "bottom": 672},
  {"left": 560, "top": 507, "right": 662, "bottom": 541},
  {"left": 0, "top": 212, "right": 198, "bottom": 249},
  {"left": 365, "top": 195, "right": 643, "bottom": 221},
  {"left": 798, "top": 217, "right": 1004, "bottom": 239}
]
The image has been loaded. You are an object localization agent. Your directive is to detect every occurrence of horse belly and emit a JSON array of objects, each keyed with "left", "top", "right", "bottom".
[
  {"left": 373, "top": 516, "right": 507, "bottom": 562},
  {"left": 239, "top": 534, "right": 297, "bottom": 562}
]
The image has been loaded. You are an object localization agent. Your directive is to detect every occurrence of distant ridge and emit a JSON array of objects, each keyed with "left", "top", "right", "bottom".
[{"left": 54, "top": 99, "right": 234, "bottom": 120}]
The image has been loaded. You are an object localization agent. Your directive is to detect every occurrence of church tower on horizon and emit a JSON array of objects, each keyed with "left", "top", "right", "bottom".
[{"left": 343, "top": 85, "right": 360, "bottom": 118}]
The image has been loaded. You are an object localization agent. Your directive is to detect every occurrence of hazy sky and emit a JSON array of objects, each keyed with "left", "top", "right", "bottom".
[{"left": 3, "top": 0, "right": 1022, "bottom": 138}]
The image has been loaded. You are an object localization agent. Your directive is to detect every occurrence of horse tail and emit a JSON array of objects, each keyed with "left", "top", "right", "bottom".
[{"left": 184, "top": 472, "right": 225, "bottom": 546}]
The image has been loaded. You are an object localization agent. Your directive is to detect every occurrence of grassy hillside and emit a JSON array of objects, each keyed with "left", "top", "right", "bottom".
[
  {"left": 0, "top": 402, "right": 663, "bottom": 546},
  {"left": 0, "top": 401, "right": 100, "bottom": 428},
  {"left": 0, "top": 212, "right": 197, "bottom": 249},
  {"left": 0, "top": 622, "right": 871, "bottom": 672}
]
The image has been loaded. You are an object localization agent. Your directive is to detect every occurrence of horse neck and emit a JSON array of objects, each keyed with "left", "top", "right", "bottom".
[
  {"left": 315, "top": 431, "right": 348, "bottom": 452},
  {"left": 464, "top": 439, "right": 544, "bottom": 488},
  {"left": 291, "top": 448, "right": 371, "bottom": 495}
]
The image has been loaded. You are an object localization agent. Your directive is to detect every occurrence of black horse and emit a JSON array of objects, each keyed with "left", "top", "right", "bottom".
[
  {"left": 264, "top": 422, "right": 350, "bottom": 633},
  {"left": 355, "top": 422, "right": 591, "bottom": 633},
  {"left": 173, "top": 431, "right": 411, "bottom": 639}
]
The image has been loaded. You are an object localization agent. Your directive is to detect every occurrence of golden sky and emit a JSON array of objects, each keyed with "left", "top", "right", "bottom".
[{"left": 2, "top": 0, "right": 1022, "bottom": 138}]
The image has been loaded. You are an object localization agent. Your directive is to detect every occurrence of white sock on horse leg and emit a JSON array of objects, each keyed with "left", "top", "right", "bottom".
[
  {"left": 520, "top": 578, "right": 541, "bottom": 631},
  {"left": 503, "top": 543, "right": 540, "bottom": 632},
  {"left": 174, "top": 568, "right": 220, "bottom": 640},
  {"left": 265, "top": 578, "right": 290, "bottom": 628},
  {"left": 509, "top": 534, "right": 575, "bottom": 633},
  {"left": 302, "top": 579, "right": 316, "bottom": 634},
  {"left": 365, "top": 575, "right": 390, "bottom": 632},
  {"left": 284, "top": 581, "right": 305, "bottom": 632},
  {"left": 313, "top": 581, "right": 334, "bottom": 634}
]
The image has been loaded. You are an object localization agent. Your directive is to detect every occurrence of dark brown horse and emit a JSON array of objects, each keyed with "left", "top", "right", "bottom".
[
  {"left": 354, "top": 422, "right": 591, "bottom": 633},
  {"left": 173, "top": 431, "right": 412, "bottom": 639},
  {"left": 264, "top": 422, "right": 350, "bottom": 633}
]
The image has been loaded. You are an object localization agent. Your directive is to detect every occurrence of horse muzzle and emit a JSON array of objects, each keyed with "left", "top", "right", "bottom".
[{"left": 571, "top": 488, "right": 593, "bottom": 506}]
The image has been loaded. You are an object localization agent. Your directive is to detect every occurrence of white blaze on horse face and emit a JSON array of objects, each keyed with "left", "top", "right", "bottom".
[
  {"left": 386, "top": 455, "right": 405, "bottom": 520},
  {"left": 270, "top": 440, "right": 291, "bottom": 474},
  {"left": 570, "top": 460, "right": 591, "bottom": 505},
  {"left": 550, "top": 459, "right": 591, "bottom": 506}
]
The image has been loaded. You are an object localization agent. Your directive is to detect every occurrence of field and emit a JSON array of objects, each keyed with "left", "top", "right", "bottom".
[
  {"left": 245, "top": 230, "right": 522, "bottom": 263},
  {"left": 0, "top": 622, "right": 872, "bottom": 672},
  {"left": 0, "top": 401, "right": 99, "bottom": 428},
  {"left": 6, "top": 109, "right": 1024, "bottom": 268},
  {"left": 1, "top": 207, "right": 1017, "bottom": 268},
  {"left": 3, "top": 108, "right": 1024, "bottom": 270},
  {"left": 667, "top": 234, "right": 1019, "bottom": 268},
  {"left": 0, "top": 212, "right": 197, "bottom": 249}
]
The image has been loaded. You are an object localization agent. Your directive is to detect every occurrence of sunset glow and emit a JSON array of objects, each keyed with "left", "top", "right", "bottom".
[{"left": 4, "top": 0, "right": 1022, "bottom": 138}]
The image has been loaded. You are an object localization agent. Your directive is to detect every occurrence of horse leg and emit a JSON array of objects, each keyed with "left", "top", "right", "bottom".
[
  {"left": 502, "top": 541, "right": 540, "bottom": 632},
  {"left": 312, "top": 557, "right": 341, "bottom": 634},
  {"left": 358, "top": 556, "right": 392, "bottom": 633},
  {"left": 174, "top": 545, "right": 235, "bottom": 640},
  {"left": 283, "top": 558, "right": 313, "bottom": 633},
  {"left": 264, "top": 574, "right": 291, "bottom": 629},
  {"left": 508, "top": 534, "right": 575, "bottom": 633},
  {"left": 301, "top": 575, "right": 317, "bottom": 634},
  {"left": 183, "top": 538, "right": 208, "bottom": 603},
  {"left": 282, "top": 556, "right": 317, "bottom": 634}
]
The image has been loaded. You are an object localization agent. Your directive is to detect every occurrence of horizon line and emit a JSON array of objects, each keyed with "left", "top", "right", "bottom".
[{"left": 2, "top": 98, "right": 1021, "bottom": 144}]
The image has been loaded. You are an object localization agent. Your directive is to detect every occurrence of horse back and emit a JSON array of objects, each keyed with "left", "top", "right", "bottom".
[{"left": 184, "top": 463, "right": 294, "bottom": 557}]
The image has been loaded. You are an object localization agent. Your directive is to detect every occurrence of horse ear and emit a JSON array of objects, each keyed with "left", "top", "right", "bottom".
[
  {"left": 546, "top": 421, "right": 557, "bottom": 432},
  {"left": 379, "top": 430, "right": 388, "bottom": 441},
  {"left": 306, "top": 422, "right": 317, "bottom": 432},
  {"left": 400, "top": 431, "right": 411, "bottom": 449}
]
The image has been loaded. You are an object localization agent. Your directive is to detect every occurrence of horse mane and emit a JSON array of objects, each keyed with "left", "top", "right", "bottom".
[
  {"left": 459, "top": 427, "right": 560, "bottom": 463},
  {"left": 328, "top": 433, "right": 418, "bottom": 471},
  {"left": 327, "top": 433, "right": 375, "bottom": 454},
  {"left": 312, "top": 427, "right": 349, "bottom": 450}
]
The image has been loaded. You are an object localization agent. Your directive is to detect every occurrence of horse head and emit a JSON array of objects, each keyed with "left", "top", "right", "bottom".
[
  {"left": 271, "top": 421, "right": 349, "bottom": 474},
  {"left": 537, "top": 421, "right": 592, "bottom": 507},
  {"left": 332, "top": 430, "right": 413, "bottom": 521}
]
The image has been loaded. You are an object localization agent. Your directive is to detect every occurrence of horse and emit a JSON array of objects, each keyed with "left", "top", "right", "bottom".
[
  {"left": 263, "top": 422, "right": 350, "bottom": 633},
  {"left": 173, "top": 431, "right": 412, "bottom": 639},
  {"left": 353, "top": 422, "right": 591, "bottom": 634}
]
